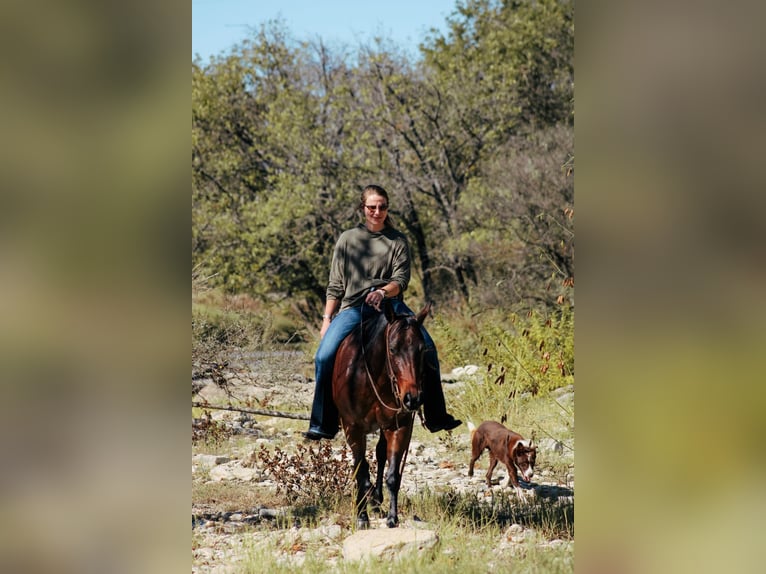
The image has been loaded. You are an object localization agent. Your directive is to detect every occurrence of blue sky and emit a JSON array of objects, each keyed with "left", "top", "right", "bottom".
[{"left": 192, "top": 0, "right": 459, "bottom": 61}]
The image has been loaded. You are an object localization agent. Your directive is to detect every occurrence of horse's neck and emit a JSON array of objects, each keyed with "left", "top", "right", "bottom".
[
  {"left": 358, "top": 319, "right": 389, "bottom": 372},
  {"left": 361, "top": 316, "right": 386, "bottom": 344}
]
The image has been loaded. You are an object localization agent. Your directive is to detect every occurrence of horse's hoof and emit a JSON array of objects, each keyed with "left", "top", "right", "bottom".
[
  {"left": 386, "top": 516, "right": 399, "bottom": 528},
  {"left": 357, "top": 518, "right": 370, "bottom": 530}
]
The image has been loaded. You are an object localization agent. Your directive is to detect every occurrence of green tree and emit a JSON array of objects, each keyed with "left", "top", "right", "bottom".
[
  {"left": 192, "top": 3, "right": 574, "bottom": 314},
  {"left": 192, "top": 49, "right": 270, "bottom": 293},
  {"left": 193, "top": 23, "right": 379, "bottom": 317},
  {"left": 422, "top": 0, "right": 574, "bottom": 128},
  {"left": 347, "top": 0, "right": 574, "bottom": 304},
  {"left": 460, "top": 124, "right": 574, "bottom": 309}
]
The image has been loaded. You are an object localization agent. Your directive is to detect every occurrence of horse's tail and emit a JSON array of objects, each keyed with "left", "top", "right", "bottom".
[{"left": 467, "top": 421, "right": 476, "bottom": 441}]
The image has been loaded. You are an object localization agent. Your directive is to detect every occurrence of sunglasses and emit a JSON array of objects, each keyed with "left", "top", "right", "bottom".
[{"left": 364, "top": 204, "right": 388, "bottom": 212}]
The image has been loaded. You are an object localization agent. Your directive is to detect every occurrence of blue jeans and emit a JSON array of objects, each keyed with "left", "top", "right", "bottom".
[{"left": 308, "top": 300, "right": 444, "bottom": 435}]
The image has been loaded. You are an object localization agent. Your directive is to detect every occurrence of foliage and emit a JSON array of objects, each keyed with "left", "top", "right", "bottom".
[
  {"left": 192, "top": 1, "right": 574, "bottom": 316},
  {"left": 482, "top": 305, "right": 575, "bottom": 396},
  {"left": 423, "top": 0, "right": 574, "bottom": 128},
  {"left": 431, "top": 304, "right": 574, "bottom": 425},
  {"left": 192, "top": 279, "right": 307, "bottom": 398},
  {"left": 426, "top": 488, "right": 573, "bottom": 539},
  {"left": 192, "top": 294, "right": 261, "bottom": 396},
  {"left": 458, "top": 124, "right": 574, "bottom": 308},
  {"left": 257, "top": 442, "right": 359, "bottom": 509},
  {"left": 192, "top": 410, "right": 234, "bottom": 446}
]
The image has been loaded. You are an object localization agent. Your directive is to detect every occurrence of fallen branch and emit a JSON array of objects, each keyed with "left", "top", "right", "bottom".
[{"left": 192, "top": 402, "right": 310, "bottom": 421}]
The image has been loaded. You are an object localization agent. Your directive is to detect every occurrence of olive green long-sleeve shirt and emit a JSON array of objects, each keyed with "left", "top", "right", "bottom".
[{"left": 326, "top": 223, "right": 410, "bottom": 311}]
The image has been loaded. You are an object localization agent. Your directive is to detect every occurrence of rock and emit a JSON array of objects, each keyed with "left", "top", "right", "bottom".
[
  {"left": 538, "top": 438, "right": 565, "bottom": 455},
  {"left": 551, "top": 384, "right": 574, "bottom": 397},
  {"left": 208, "top": 463, "right": 260, "bottom": 482},
  {"left": 193, "top": 454, "right": 231, "bottom": 468},
  {"left": 299, "top": 524, "right": 342, "bottom": 542},
  {"left": 551, "top": 385, "right": 575, "bottom": 408},
  {"left": 442, "top": 365, "right": 481, "bottom": 383},
  {"left": 554, "top": 392, "right": 574, "bottom": 408},
  {"left": 342, "top": 527, "right": 439, "bottom": 562},
  {"left": 259, "top": 507, "right": 286, "bottom": 519}
]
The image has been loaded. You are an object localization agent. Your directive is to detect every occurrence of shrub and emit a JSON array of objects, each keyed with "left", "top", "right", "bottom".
[
  {"left": 482, "top": 305, "right": 574, "bottom": 397},
  {"left": 192, "top": 410, "right": 234, "bottom": 446},
  {"left": 433, "top": 304, "right": 573, "bottom": 422},
  {"left": 257, "top": 442, "right": 360, "bottom": 509}
]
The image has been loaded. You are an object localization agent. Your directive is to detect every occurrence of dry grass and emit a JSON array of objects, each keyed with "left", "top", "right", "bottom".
[{"left": 192, "top": 481, "right": 281, "bottom": 513}]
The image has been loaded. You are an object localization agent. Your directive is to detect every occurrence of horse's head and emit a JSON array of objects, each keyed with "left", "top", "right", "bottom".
[{"left": 383, "top": 302, "right": 432, "bottom": 412}]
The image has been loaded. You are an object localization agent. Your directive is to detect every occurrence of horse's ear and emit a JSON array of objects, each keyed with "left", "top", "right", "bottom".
[
  {"left": 384, "top": 298, "right": 396, "bottom": 322},
  {"left": 416, "top": 302, "right": 432, "bottom": 325}
]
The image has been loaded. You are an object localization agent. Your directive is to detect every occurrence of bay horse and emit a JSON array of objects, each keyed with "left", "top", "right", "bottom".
[{"left": 332, "top": 300, "right": 430, "bottom": 529}]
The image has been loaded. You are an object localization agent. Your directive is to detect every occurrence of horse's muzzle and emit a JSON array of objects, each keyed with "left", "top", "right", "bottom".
[{"left": 402, "top": 391, "right": 422, "bottom": 412}]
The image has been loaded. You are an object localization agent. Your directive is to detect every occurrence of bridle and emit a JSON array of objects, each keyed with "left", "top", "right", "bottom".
[
  {"left": 359, "top": 305, "right": 421, "bottom": 416},
  {"left": 359, "top": 302, "right": 420, "bottom": 472}
]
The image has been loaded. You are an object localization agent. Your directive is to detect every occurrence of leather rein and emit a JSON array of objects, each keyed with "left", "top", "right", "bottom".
[
  {"left": 359, "top": 305, "right": 419, "bottom": 416},
  {"left": 359, "top": 303, "right": 419, "bottom": 471}
]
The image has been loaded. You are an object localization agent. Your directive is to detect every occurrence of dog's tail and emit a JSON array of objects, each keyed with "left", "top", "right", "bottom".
[{"left": 467, "top": 421, "right": 476, "bottom": 441}]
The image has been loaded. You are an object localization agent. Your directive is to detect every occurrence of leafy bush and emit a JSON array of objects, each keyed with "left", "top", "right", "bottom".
[
  {"left": 192, "top": 287, "right": 306, "bottom": 397},
  {"left": 257, "top": 442, "right": 361, "bottom": 509},
  {"left": 433, "top": 304, "right": 573, "bottom": 425},
  {"left": 482, "top": 305, "right": 574, "bottom": 396},
  {"left": 192, "top": 410, "right": 234, "bottom": 446}
]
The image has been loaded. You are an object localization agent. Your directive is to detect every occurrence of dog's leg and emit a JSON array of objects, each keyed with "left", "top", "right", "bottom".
[
  {"left": 468, "top": 432, "right": 483, "bottom": 477},
  {"left": 504, "top": 466, "right": 530, "bottom": 500},
  {"left": 485, "top": 453, "right": 498, "bottom": 487},
  {"left": 468, "top": 445, "right": 482, "bottom": 477},
  {"left": 500, "top": 471, "right": 511, "bottom": 489},
  {"left": 503, "top": 464, "right": 523, "bottom": 496},
  {"left": 506, "top": 465, "right": 521, "bottom": 489}
]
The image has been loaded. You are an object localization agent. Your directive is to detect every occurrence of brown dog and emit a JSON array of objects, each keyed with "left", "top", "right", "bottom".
[{"left": 468, "top": 421, "right": 537, "bottom": 493}]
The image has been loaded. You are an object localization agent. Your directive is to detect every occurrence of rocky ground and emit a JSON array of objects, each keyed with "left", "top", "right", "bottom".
[{"left": 192, "top": 367, "right": 574, "bottom": 572}]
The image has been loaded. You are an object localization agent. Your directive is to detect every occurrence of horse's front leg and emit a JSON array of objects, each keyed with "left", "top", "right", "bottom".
[
  {"left": 383, "top": 421, "right": 414, "bottom": 528},
  {"left": 353, "top": 456, "right": 372, "bottom": 529},
  {"left": 346, "top": 428, "right": 372, "bottom": 529},
  {"left": 371, "top": 433, "right": 387, "bottom": 514}
]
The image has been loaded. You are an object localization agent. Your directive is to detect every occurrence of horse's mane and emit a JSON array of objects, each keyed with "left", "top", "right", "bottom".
[
  {"left": 354, "top": 302, "right": 412, "bottom": 355},
  {"left": 356, "top": 310, "right": 388, "bottom": 355}
]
